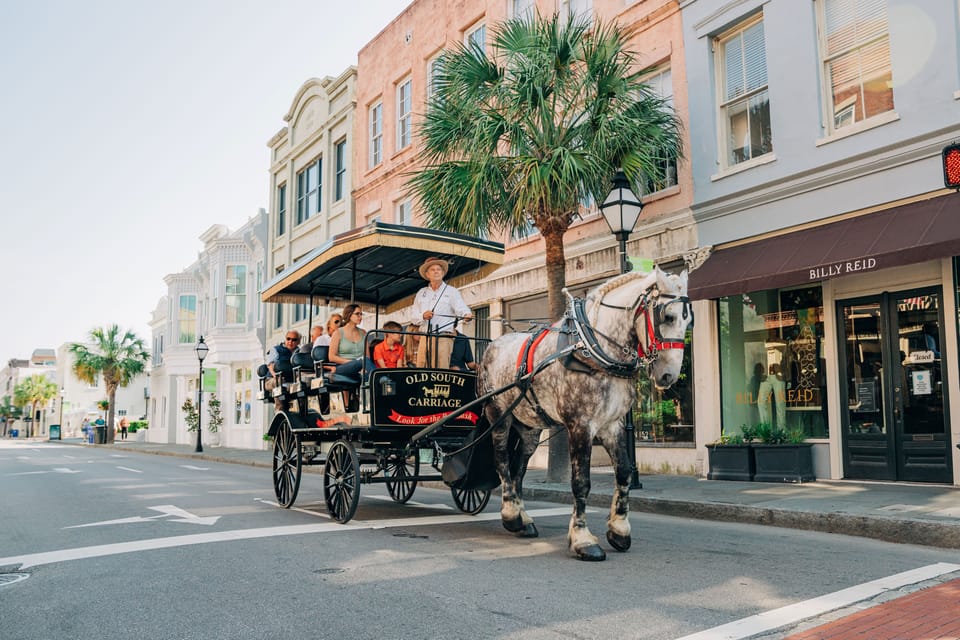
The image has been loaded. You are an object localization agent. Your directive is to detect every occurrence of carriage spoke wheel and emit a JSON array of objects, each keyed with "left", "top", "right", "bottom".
[
  {"left": 384, "top": 450, "right": 419, "bottom": 504},
  {"left": 323, "top": 439, "right": 360, "bottom": 523},
  {"left": 272, "top": 415, "right": 301, "bottom": 508},
  {"left": 451, "top": 487, "right": 491, "bottom": 515}
]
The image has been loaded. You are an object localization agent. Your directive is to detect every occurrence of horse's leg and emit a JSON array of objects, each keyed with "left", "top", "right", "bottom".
[
  {"left": 567, "top": 426, "right": 605, "bottom": 561},
  {"left": 599, "top": 427, "right": 632, "bottom": 552},
  {"left": 489, "top": 407, "right": 537, "bottom": 538},
  {"left": 502, "top": 425, "right": 542, "bottom": 537}
]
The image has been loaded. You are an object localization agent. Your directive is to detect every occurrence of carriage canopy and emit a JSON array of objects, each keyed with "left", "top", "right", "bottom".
[{"left": 260, "top": 222, "right": 504, "bottom": 312}]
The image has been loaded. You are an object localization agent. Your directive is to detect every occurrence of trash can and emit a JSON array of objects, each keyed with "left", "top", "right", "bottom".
[
  {"left": 49, "top": 424, "right": 61, "bottom": 440},
  {"left": 94, "top": 426, "right": 107, "bottom": 444},
  {"left": 10, "top": 429, "right": 18, "bottom": 438}
]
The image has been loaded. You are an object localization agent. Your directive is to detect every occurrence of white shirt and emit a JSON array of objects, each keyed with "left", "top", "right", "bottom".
[{"left": 411, "top": 282, "right": 471, "bottom": 332}]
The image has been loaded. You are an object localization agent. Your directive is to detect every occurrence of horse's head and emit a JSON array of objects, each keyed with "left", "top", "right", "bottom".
[{"left": 642, "top": 268, "right": 692, "bottom": 389}]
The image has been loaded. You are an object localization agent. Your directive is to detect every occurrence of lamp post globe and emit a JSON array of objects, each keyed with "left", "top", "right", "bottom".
[
  {"left": 194, "top": 336, "right": 209, "bottom": 453},
  {"left": 600, "top": 170, "right": 644, "bottom": 489}
]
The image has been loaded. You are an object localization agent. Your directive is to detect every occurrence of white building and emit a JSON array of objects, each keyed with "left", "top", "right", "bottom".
[{"left": 149, "top": 211, "right": 268, "bottom": 449}]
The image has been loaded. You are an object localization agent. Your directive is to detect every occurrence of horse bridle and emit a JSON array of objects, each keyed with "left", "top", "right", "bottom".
[{"left": 573, "top": 283, "right": 692, "bottom": 374}]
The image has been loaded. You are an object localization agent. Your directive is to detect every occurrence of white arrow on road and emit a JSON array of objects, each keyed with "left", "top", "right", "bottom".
[
  {"left": 7, "top": 467, "right": 82, "bottom": 476},
  {"left": 64, "top": 504, "right": 220, "bottom": 529},
  {"left": 180, "top": 464, "right": 209, "bottom": 471}
]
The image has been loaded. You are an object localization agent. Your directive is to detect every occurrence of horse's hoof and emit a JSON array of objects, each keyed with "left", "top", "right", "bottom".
[
  {"left": 606, "top": 530, "right": 631, "bottom": 552},
  {"left": 574, "top": 544, "right": 606, "bottom": 562},
  {"left": 514, "top": 523, "right": 538, "bottom": 538},
  {"left": 502, "top": 516, "right": 526, "bottom": 533}
]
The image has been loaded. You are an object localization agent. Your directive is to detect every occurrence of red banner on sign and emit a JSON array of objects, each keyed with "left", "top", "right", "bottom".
[{"left": 387, "top": 409, "right": 478, "bottom": 425}]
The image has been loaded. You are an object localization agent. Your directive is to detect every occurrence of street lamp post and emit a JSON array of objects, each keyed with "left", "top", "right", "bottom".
[
  {"left": 58, "top": 388, "right": 64, "bottom": 438},
  {"left": 195, "top": 336, "right": 209, "bottom": 453},
  {"left": 600, "top": 169, "right": 644, "bottom": 490}
]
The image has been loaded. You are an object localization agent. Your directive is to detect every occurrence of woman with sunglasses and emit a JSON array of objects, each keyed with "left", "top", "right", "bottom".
[
  {"left": 328, "top": 303, "right": 374, "bottom": 378},
  {"left": 312, "top": 313, "right": 343, "bottom": 348}
]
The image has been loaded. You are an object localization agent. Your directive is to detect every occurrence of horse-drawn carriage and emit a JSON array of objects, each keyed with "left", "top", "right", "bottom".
[
  {"left": 259, "top": 221, "right": 693, "bottom": 561},
  {"left": 257, "top": 222, "right": 504, "bottom": 523}
]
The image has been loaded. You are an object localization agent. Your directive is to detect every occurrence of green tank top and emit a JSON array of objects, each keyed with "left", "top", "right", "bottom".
[{"left": 337, "top": 328, "right": 365, "bottom": 359}]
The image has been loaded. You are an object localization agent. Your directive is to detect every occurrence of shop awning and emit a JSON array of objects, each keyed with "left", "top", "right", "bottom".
[{"left": 688, "top": 192, "right": 960, "bottom": 300}]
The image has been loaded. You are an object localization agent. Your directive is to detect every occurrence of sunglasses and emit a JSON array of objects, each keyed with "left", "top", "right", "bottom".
[
  {"left": 285, "top": 337, "right": 300, "bottom": 342},
  {"left": 331, "top": 320, "right": 341, "bottom": 325}
]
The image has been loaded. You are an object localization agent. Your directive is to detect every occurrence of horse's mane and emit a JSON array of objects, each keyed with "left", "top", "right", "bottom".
[{"left": 586, "top": 270, "right": 655, "bottom": 304}]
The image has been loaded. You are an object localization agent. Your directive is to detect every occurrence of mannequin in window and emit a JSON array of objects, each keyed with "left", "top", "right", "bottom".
[{"left": 758, "top": 362, "right": 786, "bottom": 428}]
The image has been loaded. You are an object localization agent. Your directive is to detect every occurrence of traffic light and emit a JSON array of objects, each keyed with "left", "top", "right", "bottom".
[{"left": 943, "top": 143, "right": 960, "bottom": 190}]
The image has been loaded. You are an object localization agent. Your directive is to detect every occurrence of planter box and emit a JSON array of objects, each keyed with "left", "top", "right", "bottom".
[
  {"left": 752, "top": 443, "right": 815, "bottom": 483},
  {"left": 706, "top": 444, "right": 754, "bottom": 481}
]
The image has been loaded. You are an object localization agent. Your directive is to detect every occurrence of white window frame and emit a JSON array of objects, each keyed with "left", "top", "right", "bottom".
[
  {"left": 178, "top": 295, "right": 197, "bottom": 344},
  {"left": 466, "top": 22, "right": 486, "bottom": 51},
  {"left": 561, "top": 0, "right": 592, "bottom": 23},
  {"left": 396, "top": 199, "right": 413, "bottom": 226},
  {"left": 427, "top": 54, "right": 444, "bottom": 103},
  {"left": 715, "top": 14, "right": 772, "bottom": 170},
  {"left": 334, "top": 139, "right": 346, "bottom": 201},
  {"left": 225, "top": 264, "right": 246, "bottom": 326},
  {"left": 512, "top": 0, "right": 535, "bottom": 20},
  {"left": 815, "top": 0, "right": 893, "bottom": 136},
  {"left": 369, "top": 101, "right": 383, "bottom": 168},
  {"left": 397, "top": 78, "right": 412, "bottom": 150},
  {"left": 295, "top": 156, "right": 322, "bottom": 225},
  {"left": 640, "top": 65, "right": 678, "bottom": 194}
]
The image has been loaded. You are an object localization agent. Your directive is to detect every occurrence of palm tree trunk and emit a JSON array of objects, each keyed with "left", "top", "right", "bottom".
[
  {"left": 542, "top": 228, "right": 571, "bottom": 484},
  {"left": 106, "top": 387, "right": 117, "bottom": 444}
]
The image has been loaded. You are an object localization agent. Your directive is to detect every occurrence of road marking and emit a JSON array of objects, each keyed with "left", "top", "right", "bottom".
[
  {"left": 675, "top": 562, "right": 960, "bottom": 640},
  {"left": 6, "top": 467, "right": 82, "bottom": 476},
  {"left": 180, "top": 465, "right": 209, "bottom": 471},
  {"left": 367, "top": 494, "right": 454, "bottom": 510},
  {"left": 4, "top": 506, "right": 572, "bottom": 569},
  {"left": 116, "top": 466, "right": 142, "bottom": 474},
  {"left": 63, "top": 505, "right": 221, "bottom": 529}
]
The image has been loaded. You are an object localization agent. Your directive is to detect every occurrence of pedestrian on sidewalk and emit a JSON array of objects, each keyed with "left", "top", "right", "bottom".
[{"left": 119, "top": 416, "right": 130, "bottom": 440}]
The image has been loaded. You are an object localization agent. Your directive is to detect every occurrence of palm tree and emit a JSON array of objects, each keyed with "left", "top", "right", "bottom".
[
  {"left": 408, "top": 12, "right": 681, "bottom": 322},
  {"left": 69, "top": 325, "right": 149, "bottom": 444},
  {"left": 407, "top": 13, "right": 682, "bottom": 481},
  {"left": 13, "top": 375, "right": 58, "bottom": 437}
]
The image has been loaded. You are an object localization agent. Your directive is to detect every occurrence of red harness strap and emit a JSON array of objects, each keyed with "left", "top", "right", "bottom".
[
  {"left": 514, "top": 327, "right": 554, "bottom": 376},
  {"left": 637, "top": 308, "right": 685, "bottom": 359}
]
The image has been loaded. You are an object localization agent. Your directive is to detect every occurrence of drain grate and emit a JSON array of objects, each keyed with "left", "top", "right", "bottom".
[{"left": 0, "top": 573, "right": 29, "bottom": 587}]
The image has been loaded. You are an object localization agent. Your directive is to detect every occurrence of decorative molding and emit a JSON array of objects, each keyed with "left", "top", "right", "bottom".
[{"left": 684, "top": 246, "right": 713, "bottom": 272}]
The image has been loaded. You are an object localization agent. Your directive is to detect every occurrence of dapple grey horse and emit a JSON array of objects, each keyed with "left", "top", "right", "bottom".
[{"left": 478, "top": 268, "right": 692, "bottom": 561}]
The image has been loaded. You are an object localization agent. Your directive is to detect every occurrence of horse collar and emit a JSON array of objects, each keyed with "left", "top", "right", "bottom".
[{"left": 569, "top": 297, "right": 641, "bottom": 378}]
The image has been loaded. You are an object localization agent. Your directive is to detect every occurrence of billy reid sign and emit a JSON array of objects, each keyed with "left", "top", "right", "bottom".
[{"left": 809, "top": 257, "right": 877, "bottom": 280}]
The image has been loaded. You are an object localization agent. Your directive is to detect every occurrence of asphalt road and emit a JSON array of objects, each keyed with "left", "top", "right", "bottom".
[{"left": 3, "top": 441, "right": 960, "bottom": 640}]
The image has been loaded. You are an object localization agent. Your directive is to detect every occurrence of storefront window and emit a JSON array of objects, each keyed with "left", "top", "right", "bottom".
[
  {"left": 635, "top": 328, "right": 694, "bottom": 444},
  {"left": 719, "top": 286, "right": 828, "bottom": 438}
]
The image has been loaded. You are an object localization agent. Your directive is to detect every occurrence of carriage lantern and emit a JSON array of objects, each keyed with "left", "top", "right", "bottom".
[
  {"left": 600, "top": 170, "right": 644, "bottom": 489},
  {"left": 194, "top": 336, "right": 209, "bottom": 453},
  {"left": 600, "top": 170, "right": 643, "bottom": 274}
]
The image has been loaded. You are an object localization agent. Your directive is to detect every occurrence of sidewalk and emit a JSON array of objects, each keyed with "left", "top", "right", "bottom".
[{"left": 65, "top": 438, "right": 960, "bottom": 550}]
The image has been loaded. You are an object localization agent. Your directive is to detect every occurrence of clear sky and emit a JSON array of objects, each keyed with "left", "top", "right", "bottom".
[{"left": 0, "top": 0, "right": 409, "bottom": 363}]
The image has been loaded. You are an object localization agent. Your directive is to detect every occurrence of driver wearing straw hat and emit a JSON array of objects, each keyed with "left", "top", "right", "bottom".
[{"left": 411, "top": 256, "right": 472, "bottom": 368}]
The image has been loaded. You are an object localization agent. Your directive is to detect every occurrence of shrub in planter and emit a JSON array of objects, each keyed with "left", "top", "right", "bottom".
[
  {"left": 706, "top": 428, "right": 756, "bottom": 482},
  {"left": 752, "top": 424, "right": 815, "bottom": 483}
]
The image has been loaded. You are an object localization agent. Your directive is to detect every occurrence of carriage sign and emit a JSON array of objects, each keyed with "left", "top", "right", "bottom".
[{"left": 371, "top": 370, "right": 479, "bottom": 427}]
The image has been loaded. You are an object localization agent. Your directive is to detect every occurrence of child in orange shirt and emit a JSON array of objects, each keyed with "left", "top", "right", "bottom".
[{"left": 373, "top": 321, "right": 406, "bottom": 368}]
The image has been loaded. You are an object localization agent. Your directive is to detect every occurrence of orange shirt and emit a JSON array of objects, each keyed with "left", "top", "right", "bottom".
[{"left": 373, "top": 341, "right": 405, "bottom": 368}]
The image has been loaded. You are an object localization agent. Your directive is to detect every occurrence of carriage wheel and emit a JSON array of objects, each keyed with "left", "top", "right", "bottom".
[
  {"left": 272, "top": 414, "right": 301, "bottom": 508},
  {"left": 451, "top": 487, "right": 491, "bottom": 515},
  {"left": 384, "top": 449, "right": 419, "bottom": 504},
  {"left": 323, "top": 439, "right": 361, "bottom": 523}
]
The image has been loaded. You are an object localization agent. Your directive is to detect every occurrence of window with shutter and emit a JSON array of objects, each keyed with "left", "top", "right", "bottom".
[
  {"left": 817, "top": 0, "right": 893, "bottom": 133},
  {"left": 716, "top": 16, "right": 773, "bottom": 169}
]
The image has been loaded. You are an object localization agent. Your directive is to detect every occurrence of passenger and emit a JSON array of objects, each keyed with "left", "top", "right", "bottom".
[
  {"left": 373, "top": 321, "right": 406, "bottom": 369},
  {"left": 411, "top": 256, "right": 472, "bottom": 368},
  {"left": 314, "top": 313, "right": 343, "bottom": 348},
  {"left": 449, "top": 331, "right": 477, "bottom": 371},
  {"left": 328, "top": 303, "right": 374, "bottom": 379},
  {"left": 264, "top": 331, "right": 300, "bottom": 410}
]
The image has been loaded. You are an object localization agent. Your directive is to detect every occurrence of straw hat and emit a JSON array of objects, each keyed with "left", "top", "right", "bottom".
[{"left": 418, "top": 257, "right": 449, "bottom": 279}]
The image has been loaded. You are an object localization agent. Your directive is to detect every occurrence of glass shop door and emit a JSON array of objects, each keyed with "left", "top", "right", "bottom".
[{"left": 837, "top": 287, "right": 952, "bottom": 483}]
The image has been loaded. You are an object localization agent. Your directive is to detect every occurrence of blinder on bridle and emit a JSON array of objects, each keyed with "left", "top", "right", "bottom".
[{"left": 652, "top": 294, "right": 693, "bottom": 342}]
